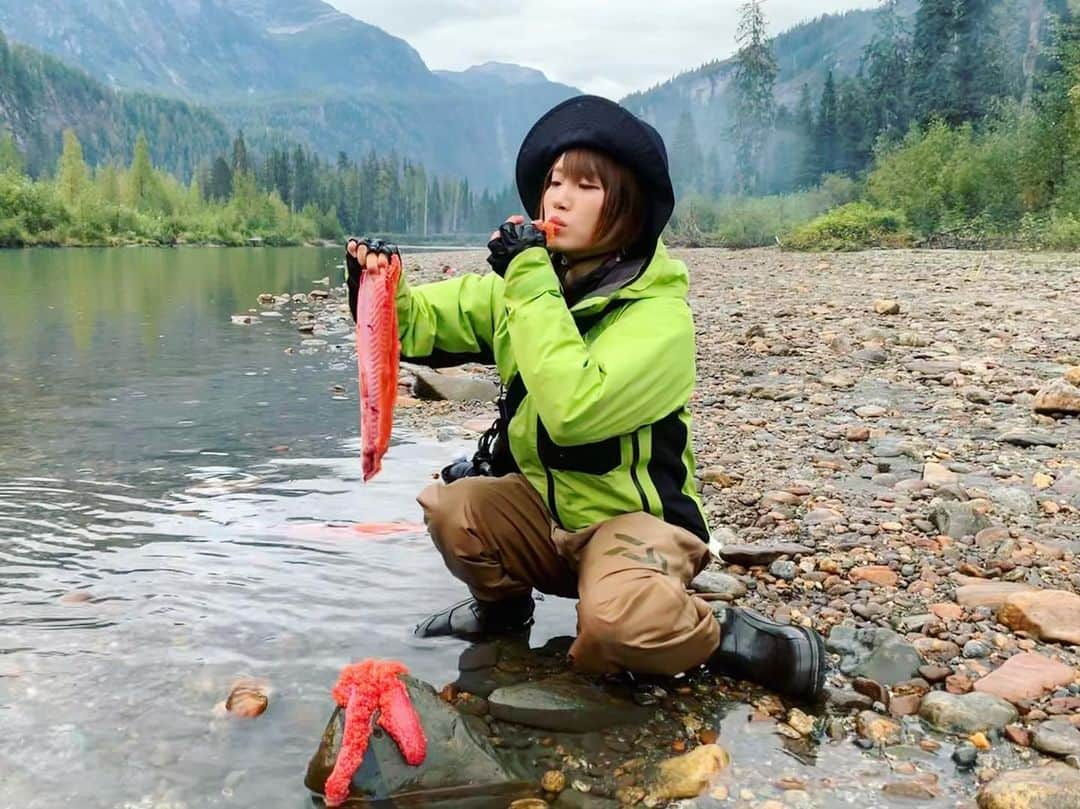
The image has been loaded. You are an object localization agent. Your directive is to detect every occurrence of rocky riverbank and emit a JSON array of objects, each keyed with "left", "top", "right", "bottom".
[{"left": 243, "top": 247, "right": 1080, "bottom": 808}]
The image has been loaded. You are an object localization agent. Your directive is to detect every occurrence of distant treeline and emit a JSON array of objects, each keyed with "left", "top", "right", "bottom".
[{"left": 0, "top": 128, "right": 519, "bottom": 247}]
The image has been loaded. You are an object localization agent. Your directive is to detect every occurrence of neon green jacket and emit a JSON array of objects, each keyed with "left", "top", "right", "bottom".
[{"left": 395, "top": 241, "right": 708, "bottom": 540}]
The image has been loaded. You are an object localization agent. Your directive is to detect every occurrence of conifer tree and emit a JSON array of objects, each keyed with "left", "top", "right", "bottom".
[{"left": 731, "top": 0, "right": 778, "bottom": 195}]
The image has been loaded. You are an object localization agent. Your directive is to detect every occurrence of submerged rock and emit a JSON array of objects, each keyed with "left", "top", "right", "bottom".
[{"left": 646, "top": 744, "right": 730, "bottom": 802}]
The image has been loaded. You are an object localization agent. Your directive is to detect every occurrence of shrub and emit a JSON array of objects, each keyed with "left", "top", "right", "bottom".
[{"left": 782, "top": 202, "right": 914, "bottom": 251}]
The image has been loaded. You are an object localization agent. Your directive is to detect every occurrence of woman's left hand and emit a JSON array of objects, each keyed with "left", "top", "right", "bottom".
[{"left": 487, "top": 215, "right": 548, "bottom": 277}]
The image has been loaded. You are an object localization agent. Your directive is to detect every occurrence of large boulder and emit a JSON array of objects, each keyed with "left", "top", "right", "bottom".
[{"left": 305, "top": 676, "right": 535, "bottom": 807}]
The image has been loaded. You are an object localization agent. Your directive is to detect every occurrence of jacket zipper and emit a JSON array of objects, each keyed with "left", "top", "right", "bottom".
[{"left": 630, "top": 430, "right": 651, "bottom": 514}]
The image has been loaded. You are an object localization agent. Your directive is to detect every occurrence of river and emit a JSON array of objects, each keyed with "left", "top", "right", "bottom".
[{"left": 0, "top": 246, "right": 575, "bottom": 808}]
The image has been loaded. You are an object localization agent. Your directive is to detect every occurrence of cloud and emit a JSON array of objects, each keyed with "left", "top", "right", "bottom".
[{"left": 329, "top": 0, "right": 880, "bottom": 98}]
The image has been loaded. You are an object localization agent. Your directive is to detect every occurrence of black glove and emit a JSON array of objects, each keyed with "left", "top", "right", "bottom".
[
  {"left": 486, "top": 221, "right": 547, "bottom": 277},
  {"left": 346, "top": 237, "right": 400, "bottom": 322}
]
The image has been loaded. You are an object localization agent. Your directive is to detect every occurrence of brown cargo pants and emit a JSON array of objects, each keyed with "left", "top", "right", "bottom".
[{"left": 416, "top": 473, "right": 720, "bottom": 676}]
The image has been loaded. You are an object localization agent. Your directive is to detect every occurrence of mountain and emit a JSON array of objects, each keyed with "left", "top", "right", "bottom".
[
  {"left": 0, "top": 0, "right": 434, "bottom": 101},
  {"left": 0, "top": 31, "right": 229, "bottom": 177},
  {"left": 0, "top": 0, "right": 580, "bottom": 188}
]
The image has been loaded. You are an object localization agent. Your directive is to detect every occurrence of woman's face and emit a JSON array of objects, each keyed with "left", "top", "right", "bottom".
[{"left": 541, "top": 155, "right": 606, "bottom": 255}]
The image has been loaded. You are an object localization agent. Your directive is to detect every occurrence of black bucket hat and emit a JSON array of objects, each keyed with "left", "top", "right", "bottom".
[{"left": 515, "top": 95, "right": 675, "bottom": 258}]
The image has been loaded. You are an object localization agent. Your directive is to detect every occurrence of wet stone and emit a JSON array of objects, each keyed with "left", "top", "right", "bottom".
[
  {"left": 827, "top": 626, "right": 923, "bottom": 686},
  {"left": 689, "top": 570, "right": 747, "bottom": 601},
  {"left": 305, "top": 677, "right": 521, "bottom": 803},
  {"left": 919, "top": 691, "right": 1018, "bottom": 735},
  {"left": 856, "top": 710, "right": 903, "bottom": 745},
  {"left": 976, "top": 763, "right": 1080, "bottom": 809},
  {"left": 952, "top": 743, "right": 978, "bottom": 770},
  {"left": 1032, "top": 718, "right": 1080, "bottom": 759},
  {"left": 487, "top": 678, "right": 651, "bottom": 733},
  {"left": 716, "top": 543, "right": 812, "bottom": 567},
  {"left": 973, "top": 653, "right": 1076, "bottom": 704}
]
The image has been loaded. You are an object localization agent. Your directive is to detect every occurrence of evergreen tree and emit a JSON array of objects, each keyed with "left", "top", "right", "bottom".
[
  {"left": 232, "top": 130, "right": 251, "bottom": 176},
  {"left": 910, "top": 0, "right": 957, "bottom": 123},
  {"left": 208, "top": 156, "right": 232, "bottom": 201},
  {"left": 817, "top": 72, "right": 840, "bottom": 175},
  {"left": 863, "top": 0, "right": 912, "bottom": 139},
  {"left": 952, "top": 0, "right": 1006, "bottom": 121},
  {"left": 95, "top": 163, "right": 121, "bottom": 203},
  {"left": 836, "top": 77, "right": 872, "bottom": 175},
  {"left": 127, "top": 132, "right": 155, "bottom": 209},
  {"left": 794, "top": 83, "right": 820, "bottom": 188},
  {"left": 731, "top": 0, "right": 778, "bottom": 195},
  {"left": 57, "top": 129, "right": 88, "bottom": 206},
  {"left": 0, "top": 130, "right": 24, "bottom": 176},
  {"left": 671, "top": 110, "right": 704, "bottom": 195}
]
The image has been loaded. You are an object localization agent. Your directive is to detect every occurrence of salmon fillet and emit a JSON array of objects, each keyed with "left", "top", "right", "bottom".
[{"left": 356, "top": 253, "right": 401, "bottom": 481}]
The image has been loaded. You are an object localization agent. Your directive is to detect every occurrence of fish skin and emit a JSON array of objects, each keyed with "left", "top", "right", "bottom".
[{"left": 356, "top": 254, "right": 401, "bottom": 481}]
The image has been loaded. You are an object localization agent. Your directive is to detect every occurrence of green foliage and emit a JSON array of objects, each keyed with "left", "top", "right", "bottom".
[
  {"left": 864, "top": 106, "right": 1060, "bottom": 239},
  {"left": 56, "top": 129, "right": 87, "bottom": 206},
  {"left": 783, "top": 202, "right": 914, "bottom": 250},
  {"left": 667, "top": 175, "right": 859, "bottom": 248},
  {"left": 0, "top": 130, "right": 24, "bottom": 176}
]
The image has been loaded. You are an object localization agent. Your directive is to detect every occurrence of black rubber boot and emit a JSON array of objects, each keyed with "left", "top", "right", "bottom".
[
  {"left": 709, "top": 606, "right": 827, "bottom": 701},
  {"left": 414, "top": 594, "right": 535, "bottom": 640}
]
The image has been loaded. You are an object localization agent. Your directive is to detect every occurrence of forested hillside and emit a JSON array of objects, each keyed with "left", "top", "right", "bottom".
[{"left": 0, "top": 32, "right": 229, "bottom": 177}]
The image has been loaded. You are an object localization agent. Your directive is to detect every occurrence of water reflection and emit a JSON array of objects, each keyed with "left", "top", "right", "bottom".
[{"left": 0, "top": 248, "right": 580, "bottom": 808}]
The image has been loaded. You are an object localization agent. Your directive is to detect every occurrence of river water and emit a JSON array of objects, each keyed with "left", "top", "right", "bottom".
[
  {"left": 0, "top": 247, "right": 577, "bottom": 808},
  {"left": 0, "top": 247, "right": 990, "bottom": 809}
]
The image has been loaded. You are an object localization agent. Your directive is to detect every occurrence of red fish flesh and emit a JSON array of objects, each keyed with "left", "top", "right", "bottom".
[{"left": 356, "top": 253, "right": 401, "bottom": 481}]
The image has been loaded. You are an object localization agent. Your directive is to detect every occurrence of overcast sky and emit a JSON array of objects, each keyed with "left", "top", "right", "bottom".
[{"left": 329, "top": 1, "right": 880, "bottom": 99}]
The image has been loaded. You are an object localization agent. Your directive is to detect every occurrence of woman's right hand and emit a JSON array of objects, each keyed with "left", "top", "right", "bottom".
[
  {"left": 345, "top": 238, "right": 401, "bottom": 322},
  {"left": 346, "top": 237, "right": 400, "bottom": 275}
]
